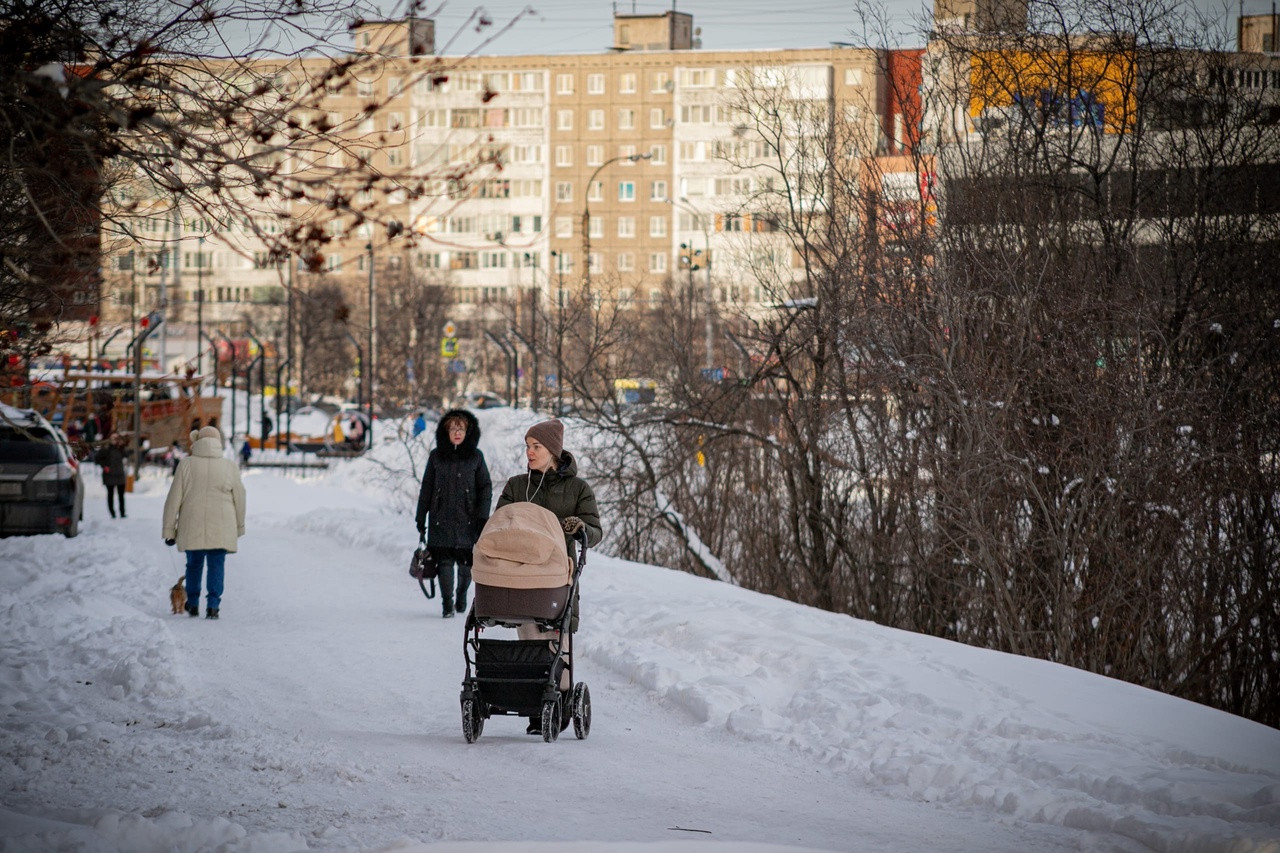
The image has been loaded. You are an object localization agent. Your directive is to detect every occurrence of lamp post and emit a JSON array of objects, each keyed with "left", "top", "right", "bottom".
[
  {"left": 340, "top": 326, "right": 364, "bottom": 440},
  {"left": 550, "top": 250, "right": 565, "bottom": 413},
  {"left": 195, "top": 236, "right": 206, "bottom": 383},
  {"left": 523, "top": 252, "right": 541, "bottom": 411},
  {"left": 129, "top": 312, "right": 163, "bottom": 475},
  {"left": 582, "top": 152, "right": 652, "bottom": 295},
  {"left": 245, "top": 328, "right": 267, "bottom": 450},
  {"left": 214, "top": 331, "right": 236, "bottom": 441},
  {"left": 666, "top": 196, "right": 715, "bottom": 371}
]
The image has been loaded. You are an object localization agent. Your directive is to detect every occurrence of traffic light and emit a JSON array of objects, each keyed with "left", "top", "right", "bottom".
[{"left": 679, "top": 243, "right": 701, "bottom": 272}]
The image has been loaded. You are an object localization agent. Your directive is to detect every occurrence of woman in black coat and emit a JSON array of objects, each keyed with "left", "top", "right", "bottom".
[
  {"left": 94, "top": 433, "right": 128, "bottom": 519},
  {"left": 415, "top": 409, "right": 492, "bottom": 618}
]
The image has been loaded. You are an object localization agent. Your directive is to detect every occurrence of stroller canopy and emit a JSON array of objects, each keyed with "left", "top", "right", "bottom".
[{"left": 472, "top": 503, "right": 571, "bottom": 590}]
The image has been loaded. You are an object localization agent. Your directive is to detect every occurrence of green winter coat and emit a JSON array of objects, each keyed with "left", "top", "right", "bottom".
[{"left": 495, "top": 450, "right": 602, "bottom": 562}]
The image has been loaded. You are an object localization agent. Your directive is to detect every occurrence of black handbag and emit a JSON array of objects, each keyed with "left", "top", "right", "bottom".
[{"left": 410, "top": 538, "right": 438, "bottom": 598}]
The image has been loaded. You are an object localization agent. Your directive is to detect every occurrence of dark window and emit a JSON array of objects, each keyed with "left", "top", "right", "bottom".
[{"left": 0, "top": 427, "right": 61, "bottom": 464}]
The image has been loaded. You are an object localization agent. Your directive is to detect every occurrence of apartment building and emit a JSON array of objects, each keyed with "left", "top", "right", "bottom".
[{"left": 97, "top": 9, "right": 898, "bottom": 374}]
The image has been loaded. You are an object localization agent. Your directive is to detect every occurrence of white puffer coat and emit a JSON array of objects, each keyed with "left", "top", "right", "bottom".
[{"left": 162, "top": 434, "right": 246, "bottom": 552}]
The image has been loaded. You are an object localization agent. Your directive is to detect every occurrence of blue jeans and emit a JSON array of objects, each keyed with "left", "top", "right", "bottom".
[{"left": 185, "top": 549, "right": 227, "bottom": 610}]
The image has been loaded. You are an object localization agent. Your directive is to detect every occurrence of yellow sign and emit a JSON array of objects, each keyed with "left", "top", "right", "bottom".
[
  {"left": 441, "top": 337, "right": 458, "bottom": 359},
  {"left": 969, "top": 49, "right": 1136, "bottom": 134}
]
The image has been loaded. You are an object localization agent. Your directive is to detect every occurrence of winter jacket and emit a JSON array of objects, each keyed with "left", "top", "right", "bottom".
[
  {"left": 95, "top": 444, "right": 128, "bottom": 486},
  {"left": 415, "top": 409, "right": 493, "bottom": 550},
  {"left": 162, "top": 435, "right": 247, "bottom": 552},
  {"left": 496, "top": 450, "right": 602, "bottom": 563}
]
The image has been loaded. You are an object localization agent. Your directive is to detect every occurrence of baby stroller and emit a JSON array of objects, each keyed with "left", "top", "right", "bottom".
[{"left": 460, "top": 503, "right": 591, "bottom": 743}]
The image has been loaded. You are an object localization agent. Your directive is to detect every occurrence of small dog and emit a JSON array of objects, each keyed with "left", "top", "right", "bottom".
[{"left": 169, "top": 578, "right": 187, "bottom": 614}]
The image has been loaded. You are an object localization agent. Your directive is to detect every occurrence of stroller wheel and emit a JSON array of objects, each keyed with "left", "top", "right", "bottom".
[
  {"left": 540, "top": 698, "right": 561, "bottom": 743},
  {"left": 461, "top": 697, "right": 484, "bottom": 743},
  {"left": 572, "top": 682, "right": 591, "bottom": 740}
]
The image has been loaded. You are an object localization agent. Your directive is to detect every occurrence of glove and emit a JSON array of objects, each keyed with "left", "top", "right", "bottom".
[
  {"left": 562, "top": 516, "right": 585, "bottom": 536},
  {"left": 165, "top": 539, "right": 176, "bottom": 546}
]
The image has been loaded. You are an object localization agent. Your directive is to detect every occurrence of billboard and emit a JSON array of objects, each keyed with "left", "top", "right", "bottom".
[{"left": 969, "top": 49, "right": 1137, "bottom": 134}]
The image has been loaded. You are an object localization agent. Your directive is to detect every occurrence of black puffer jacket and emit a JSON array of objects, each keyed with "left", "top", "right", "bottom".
[
  {"left": 415, "top": 409, "right": 493, "bottom": 549},
  {"left": 95, "top": 443, "right": 128, "bottom": 486}
]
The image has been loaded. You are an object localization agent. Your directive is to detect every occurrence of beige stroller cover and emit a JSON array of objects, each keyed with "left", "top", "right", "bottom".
[{"left": 472, "top": 502, "right": 572, "bottom": 590}]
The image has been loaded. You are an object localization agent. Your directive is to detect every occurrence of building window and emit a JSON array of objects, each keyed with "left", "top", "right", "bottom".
[
  {"left": 649, "top": 252, "right": 667, "bottom": 273},
  {"left": 588, "top": 109, "right": 605, "bottom": 130},
  {"left": 556, "top": 181, "right": 573, "bottom": 202},
  {"left": 650, "top": 71, "right": 670, "bottom": 92},
  {"left": 588, "top": 181, "right": 603, "bottom": 201},
  {"left": 617, "top": 252, "right": 634, "bottom": 271},
  {"left": 587, "top": 73, "right": 605, "bottom": 94},
  {"left": 618, "top": 181, "right": 636, "bottom": 201},
  {"left": 617, "top": 216, "right": 635, "bottom": 238},
  {"left": 679, "top": 68, "right": 715, "bottom": 87},
  {"left": 650, "top": 108, "right": 666, "bottom": 128},
  {"left": 620, "top": 72, "right": 637, "bottom": 93},
  {"left": 588, "top": 252, "right": 602, "bottom": 272},
  {"left": 556, "top": 73, "right": 574, "bottom": 94},
  {"left": 555, "top": 217, "right": 573, "bottom": 238},
  {"left": 555, "top": 145, "right": 573, "bottom": 166},
  {"left": 651, "top": 144, "right": 667, "bottom": 164},
  {"left": 649, "top": 216, "right": 667, "bottom": 237},
  {"left": 586, "top": 145, "right": 603, "bottom": 166},
  {"left": 357, "top": 78, "right": 373, "bottom": 97},
  {"left": 649, "top": 288, "right": 663, "bottom": 308},
  {"left": 557, "top": 109, "right": 573, "bottom": 130},
  {"left": 650, "top": 180, "right": 667, "bottom": 200},
  {"left": 617, "top": 287, "right": 634, "bottom": 308},
  {"left": 589, "top": 216, "right": 603, "bottom": 238},
  {"left": 618, "top": 108, "right": 635, "bottom": 130}
]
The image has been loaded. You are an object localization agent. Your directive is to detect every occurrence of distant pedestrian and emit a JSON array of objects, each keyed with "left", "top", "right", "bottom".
[
  {"left": 167, "top": 440, "right": 185, "bottom": 475},
  {"left": 415, "top": 409, "right": 492, "bottom": 618},
  {"left": 262, "top": 414, "right": 273, "bottom": 447},
  {"left": 94, "top": 432, "right": 128, "bottom": 518},
  {"left": 163, "top": 425, "right": 246, "bottom": 620},
  {"left": 239, "top": 438, "right": 252, "bottom": 467},
  {"left": 412, "top": 412, "right": 427, "bottom": 438}
]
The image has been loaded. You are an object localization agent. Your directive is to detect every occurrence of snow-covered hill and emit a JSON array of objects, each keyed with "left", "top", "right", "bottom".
[{"left": 1, "top": 410, "right": 1277, "bottom": 852}]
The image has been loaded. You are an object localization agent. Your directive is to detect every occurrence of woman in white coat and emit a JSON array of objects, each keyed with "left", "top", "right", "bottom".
[{"left": 162, "top": 425, "right": 246, "bottom": 619}]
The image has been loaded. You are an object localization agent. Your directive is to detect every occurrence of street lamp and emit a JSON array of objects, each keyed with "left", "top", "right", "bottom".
[
  {"left": 665, "top": 196, "right": 715, "bottom": 371},
  {"left": 550, "top": 250, "right": 566, "bottom": 414},
  {"left": 523, "top": 252, "right": 541, "bottom": 411},
  {"left": 196, "top": 236, "right": 205, "bottom": 382},
  {"left": 582, "top": 152, "right": 652, "bottom": 294}
]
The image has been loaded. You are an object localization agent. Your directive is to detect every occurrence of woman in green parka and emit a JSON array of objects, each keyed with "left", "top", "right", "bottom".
[
  {"left": 496, "top": 418, "right": 602, "bottom": 735},
  {"left": 496, "top": 418, "right": 602, "bottom": 565}
]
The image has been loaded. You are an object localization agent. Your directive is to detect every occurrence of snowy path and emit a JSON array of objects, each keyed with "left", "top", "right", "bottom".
[{"left": 1, "top": 446, "right": 1277, "bottom": 852}]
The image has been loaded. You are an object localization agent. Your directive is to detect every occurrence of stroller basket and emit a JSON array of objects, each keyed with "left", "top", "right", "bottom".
[
  {"left": 473, "top": 583, "right": 571, "bottom": 623},
  {"left": 475, "top": 639, "right": 566, "bottom": 712}
]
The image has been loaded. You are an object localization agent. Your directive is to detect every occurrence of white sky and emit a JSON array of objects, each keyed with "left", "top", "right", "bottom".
[
  {"left": 1, "top": 402, "right": 1277, "bottom": 851},
  {"left": 225, "top": 0, "right": 1252, "bottom": 58}
]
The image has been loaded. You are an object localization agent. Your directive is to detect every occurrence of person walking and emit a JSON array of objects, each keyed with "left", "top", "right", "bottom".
[
  {"left": 94, "top": 432, "right": 129, "bottom": 518},
  {"left": 495, "top": 418, "right": 602, "bottom": 734},
  {"left": 162, "top": 425, "right": 246, "bottom": 620},
  {"left": 414, "top": 410, "right": 492, "bottom": 618}
]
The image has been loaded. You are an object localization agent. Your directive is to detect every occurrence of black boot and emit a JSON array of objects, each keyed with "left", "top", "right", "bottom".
[
  {"left": 186, "top": 604, "right": 199, "bottom": 617},
  {"left": 525, "top": 717, "right": 540, "bottom": 735},
  {"left": 206, "top": 608, "right": 219, "bottom": 619}
]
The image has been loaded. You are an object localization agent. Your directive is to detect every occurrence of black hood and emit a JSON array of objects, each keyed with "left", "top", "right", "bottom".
[{"left": 434, "top": 408, "right": 482, "bottom": 456}]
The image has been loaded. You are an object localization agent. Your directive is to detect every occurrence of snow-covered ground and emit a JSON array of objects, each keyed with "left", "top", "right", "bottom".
[{"left": 1, "top": 409, "right": 1278, "bottom": 853}]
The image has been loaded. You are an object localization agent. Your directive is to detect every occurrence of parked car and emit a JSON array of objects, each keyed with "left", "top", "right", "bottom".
[
  {"left": 0, "top": 405, "right": 85, "bottom": 538},
  {"left": 459, "top": 391, "right": 509, "bottom": 410}
]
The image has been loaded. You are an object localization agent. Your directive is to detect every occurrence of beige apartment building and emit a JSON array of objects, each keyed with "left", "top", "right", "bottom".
[{"left": 97, "top": 9, "right": 892, "bottom": 378}]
